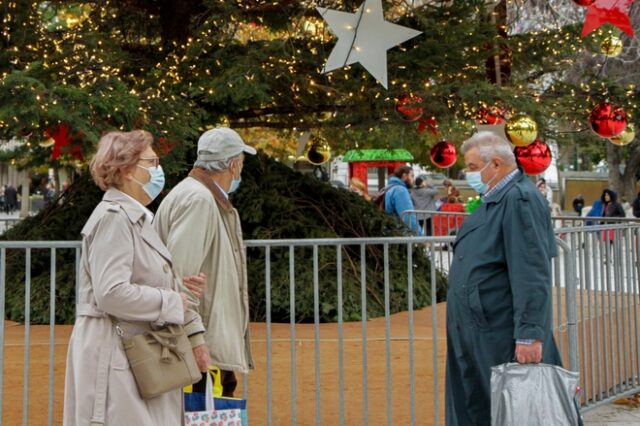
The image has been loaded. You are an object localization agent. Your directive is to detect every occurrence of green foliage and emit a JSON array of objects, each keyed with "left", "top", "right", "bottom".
[
  {"left": 2, "top": 153, "right": 447, "bottom": 324},
  {"left": 1, "top": 173, "right": 103, "bottom": 323}
]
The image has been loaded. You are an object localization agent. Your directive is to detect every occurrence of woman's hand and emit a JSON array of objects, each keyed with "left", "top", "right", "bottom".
[
  {"left": 180, "top": 292, "right": 189, "bottom": 313},
  {"left": 183, "top": 273, "right": 206, "bottom": 298}
]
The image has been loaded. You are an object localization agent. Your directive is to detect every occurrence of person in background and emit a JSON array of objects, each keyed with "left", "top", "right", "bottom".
[
  {"left": 433, "top": 195, "right": 466, "bottom": 236},
  {"left": 572, "top": 194, "right": 585, "bottom": 216},
  {"left": 411, "top": 176, "right": 438, "bottom": 235},
  {"left": 632, "top": 192, "right": 640, "bottom": 218},
  {"left": 63, "top": 130, "right": 205, "bottom": 425},
  {"left": 4, "top": 184, "right": 17, "bottom": 213},
  {"left": 155, "top": 127, "right": 255, "bottom": 397},
  {"left": 383, "top": 165, "right": 421, "bottom": 235},
  {"left": 43, "top": 183, "right": 56, "bottom": 207},
  {"left": 536, "top": 177, "right": 553, "bottom": 206},
  {"left": 600, "top": 188, "right": 625, "bottom": 242},
  {"left": 349, "top": 177, "right": 371, "bottom": 201},
  {"left": 620, "top": 196, "right": 632, "bottom": 218}
]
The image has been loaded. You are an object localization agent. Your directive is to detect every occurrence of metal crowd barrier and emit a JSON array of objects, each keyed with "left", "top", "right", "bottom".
[
  {"left": 404, "top": 209, "right": 640, "bottom": 236},
  {"left": 1, "top": 223, "right": 640, "bottom": 424}
]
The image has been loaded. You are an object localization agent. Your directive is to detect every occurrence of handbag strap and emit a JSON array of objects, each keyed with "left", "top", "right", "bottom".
[{"left": 145, "top": 328, "right": 187, "bottom": 362}]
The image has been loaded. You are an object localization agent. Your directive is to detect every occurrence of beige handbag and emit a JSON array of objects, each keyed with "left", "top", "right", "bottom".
[{"left": 114, "top": 321, "right": 201, "bottom": 400}]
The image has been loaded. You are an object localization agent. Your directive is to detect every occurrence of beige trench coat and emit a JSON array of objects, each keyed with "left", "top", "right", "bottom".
[
  {"left": 64, "top": 189, "right": 195, "bottom": 426},
  {"left": 154, "top": 169, "right": 253, "bottom": 373}
]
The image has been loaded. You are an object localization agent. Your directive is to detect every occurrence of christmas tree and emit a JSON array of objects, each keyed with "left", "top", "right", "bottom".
[{"left": 0, "top": 0, "right": 638, "bottom": 194}]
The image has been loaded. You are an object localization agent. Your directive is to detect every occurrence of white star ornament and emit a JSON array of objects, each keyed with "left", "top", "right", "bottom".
[{"left": 317, "top": 0, "right": 422, "bottom": 89}]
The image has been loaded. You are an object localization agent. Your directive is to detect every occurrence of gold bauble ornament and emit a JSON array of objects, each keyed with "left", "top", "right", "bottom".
[
  {"left": 609, "top": 123, "right": 635, "bottom": 146},
  {"left": 304, "top": 140, "right": 331, "bottom": 165},
  {"left": 600, "top": 36, "right": 623, "bottom": 57},
  {"left": 506, "top": 115, "right": 538, "bottom": 147},
  {"left": 39, "top": 138, "right": 55, "bottom": 148}
]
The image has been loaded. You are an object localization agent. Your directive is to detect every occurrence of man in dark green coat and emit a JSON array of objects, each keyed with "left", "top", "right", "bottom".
[{"left": 445, "top": 131, "right": 578, "bottom": 425}]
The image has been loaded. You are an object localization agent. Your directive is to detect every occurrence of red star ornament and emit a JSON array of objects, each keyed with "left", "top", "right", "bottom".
[{"left": 581, "top": 0, "right": 635, "bottom": 38}]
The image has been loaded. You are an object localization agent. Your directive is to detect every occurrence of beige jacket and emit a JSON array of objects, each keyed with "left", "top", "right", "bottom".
[
  {"left": 154, "top": 169, "right": 253, "bottom": 373},
  {"left": 63, "top": 188, "right": 202, "bottom": 426}
]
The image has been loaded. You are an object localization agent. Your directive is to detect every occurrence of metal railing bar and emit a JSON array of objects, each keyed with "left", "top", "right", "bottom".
[
  {"left": 313, "top": 245, "right": 321, "bottom": 426},
  {"left": 289, "top": 245, "right": 297, "bottom": 426},
  {"left": 383, "top": 243, "right": 392, "bottom": 425},
  {"left": 265, "top": 246, "right": 273, "bottom": 426},
  {"left": 337, "top": 245, "right": 345, "bottom": 426},
  {"left": 48, "top": 248, "right": 56, "bottom": 426},
  {"left": 407, "top": 243, "right": 416, "bottom": 426}
]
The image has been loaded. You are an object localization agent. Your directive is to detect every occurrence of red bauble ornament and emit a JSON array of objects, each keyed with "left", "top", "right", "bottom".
[
  {"left": 572, "top": 0, "right": 596, "bottom": 6},
  {"left": 475, "top": 106, "right": 505, "bottom": 125},
  {"left": 514, "top": 139, "right": 552, "bottom": 175},
  {"left": 589, "top": 102, "right": 627, "bottom": 138},
  {"left": 395, "top": 93, "right": 424, "bottom": 122},
  {"left": 430, "top": 140, "right": 457, "bottom": 169}
]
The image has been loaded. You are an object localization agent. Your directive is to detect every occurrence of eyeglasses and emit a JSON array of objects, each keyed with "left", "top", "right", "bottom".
[{"left": 139, "top": 157, "right": 160, "bottom": 167}]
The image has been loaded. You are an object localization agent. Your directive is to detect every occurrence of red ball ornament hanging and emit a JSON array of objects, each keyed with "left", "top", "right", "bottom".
[
  {"left": 395, "top": 93, "right": 424, "bottom": 122},
  {"left": 514, "top": 139, "right": 552, "bottom": 175},
  {"left": 589, "top": 102, "right": 627, "bottom": 138},
  {"left": 572, "top": 0, "right": 596, "bottom": 6},
  {"left": 430, "top": 140, "right": 457, "bottom": 169}
]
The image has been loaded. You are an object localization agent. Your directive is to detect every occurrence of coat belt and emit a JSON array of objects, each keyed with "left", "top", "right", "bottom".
[
  {"left": 76, "top": 303, "right": 107, "bottom": 318},
  {"left": 75, "top": 303, "right": 111, "bottom": 425}
]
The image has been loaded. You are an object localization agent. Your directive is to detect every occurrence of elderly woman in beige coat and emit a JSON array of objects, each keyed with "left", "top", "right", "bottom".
[{"left": 63, "top": 130, "right": 206, "bottom": 426}]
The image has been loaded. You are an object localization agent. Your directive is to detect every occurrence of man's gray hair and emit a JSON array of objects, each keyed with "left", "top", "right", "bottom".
[
  {"left": 461, "top": 131, "right": 516, "bottom": 165},
  {"left": 194, "top": 153, "right": 242, "bottom": 172}
]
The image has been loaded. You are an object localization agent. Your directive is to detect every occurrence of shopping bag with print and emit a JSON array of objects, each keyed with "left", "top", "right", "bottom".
[{"left": 184, "top": 366, "right": 248, "bottom": 425}]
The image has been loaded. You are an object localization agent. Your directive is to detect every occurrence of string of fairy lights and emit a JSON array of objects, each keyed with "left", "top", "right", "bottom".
[{"left": 0, "top": 0, "right": 639, "bottom": 165}]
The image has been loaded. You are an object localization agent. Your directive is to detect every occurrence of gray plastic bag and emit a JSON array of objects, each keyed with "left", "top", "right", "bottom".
[{"left": 491, "top": 363, "right": 581, "bottom": 426}]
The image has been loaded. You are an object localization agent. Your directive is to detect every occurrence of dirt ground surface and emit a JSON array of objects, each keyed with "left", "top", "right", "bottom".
[{"left": 3, "top": 304, "right": 448, "bottom": 425}]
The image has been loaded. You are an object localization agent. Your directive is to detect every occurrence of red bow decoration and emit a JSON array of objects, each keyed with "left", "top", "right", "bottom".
[
  {"left": 417, "top": 116, "right": 439, "bottom": 135},
  {"left": 47, "top": 124, "right": 84, "bottom": 161},
  {"left": 581, "top": 0, "right": 634, "bottom": 38},
  {"left": 157, "top": 136, "right": 178, "bottom": 156}
]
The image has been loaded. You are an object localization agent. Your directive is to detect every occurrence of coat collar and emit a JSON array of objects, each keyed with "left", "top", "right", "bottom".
[
  {"left": 452, "top": 168, "right": 524, "bottom": 249},
  {"left": 103, "top": 188, "right": 146, "bottom": 224},
  {"left": 102, "top": 188, "right": 172, "bottom": 262},
  {"left": 482, "top": 168, "right": 523, "bottom": 205},
  {"left": 189, "top": 168, "right": 234, "bottom": 211}
]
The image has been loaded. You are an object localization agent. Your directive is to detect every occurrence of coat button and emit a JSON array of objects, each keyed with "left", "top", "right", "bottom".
[{"left": 163, "top": 263, "right": 170, "bottom": 273}]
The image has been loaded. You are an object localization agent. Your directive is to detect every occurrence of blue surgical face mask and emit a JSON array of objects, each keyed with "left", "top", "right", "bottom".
[
  {"left": 465, "top": 162, "right": 491, "bottom": 194},
  {"left": 135, "top": 164, "right": 165, "bottom": 201},
  {"left": 228, "top": 177, "right": 241, "bottom": 193},
  {"left": 228, "top": 159, "right": 243, "bottom": 194}
]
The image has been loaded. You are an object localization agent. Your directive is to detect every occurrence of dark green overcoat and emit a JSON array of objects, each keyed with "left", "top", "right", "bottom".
[{"left": 445, "top": 170, "right": 567, "bottom": 425}]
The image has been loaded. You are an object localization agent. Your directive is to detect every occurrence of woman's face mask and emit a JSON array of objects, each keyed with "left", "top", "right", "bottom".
[{"left": 134, "top": 164, "right": 165, "bottom": 201}]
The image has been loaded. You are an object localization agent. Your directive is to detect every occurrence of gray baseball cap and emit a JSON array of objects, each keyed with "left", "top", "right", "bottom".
[{"left": 197, "top": 128, "right": 257, "bottom": 161}]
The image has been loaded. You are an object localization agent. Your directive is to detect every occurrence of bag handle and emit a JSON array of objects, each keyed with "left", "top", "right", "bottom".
[
  {"left": 204, "top": 369, "right": 215, "bottom": 411},
  {"left": 208, "top": 366, "right": 224, "bottom": 398}
]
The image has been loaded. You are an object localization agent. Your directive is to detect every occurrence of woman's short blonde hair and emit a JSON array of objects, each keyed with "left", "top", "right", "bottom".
[{"left": 90, "top": 130, "right": 152, "bottom": 191}]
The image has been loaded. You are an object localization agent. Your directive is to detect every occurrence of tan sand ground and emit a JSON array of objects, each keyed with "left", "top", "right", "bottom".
[{"left": 3, "top": 304, "right": 448, "bottom": 425}]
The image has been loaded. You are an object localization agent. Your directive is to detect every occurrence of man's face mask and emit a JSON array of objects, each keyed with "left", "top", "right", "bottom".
[
  {"left": 465, "top": 162, "right": 492, "bottom": 194},
  {"left": 228, "top": 158, "right": 243, "bottom": 193}
]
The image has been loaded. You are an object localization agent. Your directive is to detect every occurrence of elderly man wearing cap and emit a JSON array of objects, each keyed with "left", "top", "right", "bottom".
[{"left": 155, "top": 127, "right": 255, "bottom": 396}]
